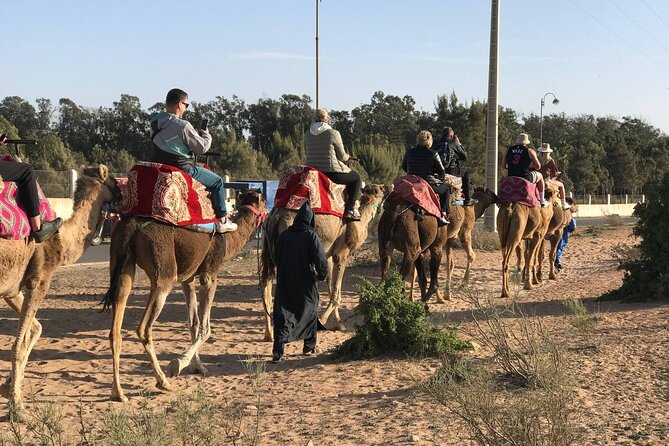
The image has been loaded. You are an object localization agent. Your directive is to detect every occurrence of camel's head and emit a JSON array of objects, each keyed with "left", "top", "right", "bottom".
[
  {"left": 473, "top": 186, "right": 499, "bottom": 205},
  {"left": 76, "top": 164, "right": 122, "bottom": 207},
  {"left": 360, "top": 184, "right": 386, "bottom": 214},
  {"left": 236, "top": 188, "right": 268, "bottom": 227}
]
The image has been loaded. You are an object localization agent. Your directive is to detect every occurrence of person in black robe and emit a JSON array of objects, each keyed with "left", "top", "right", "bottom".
[{"left": 272, "top": 201, "right": 329, "bottom": 361}]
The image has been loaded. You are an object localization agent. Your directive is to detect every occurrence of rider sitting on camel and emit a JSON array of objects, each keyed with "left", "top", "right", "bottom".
[
  {"left": 304, "top": 108, "right": 362, "bottom": 221},
  {"left": 149, "top": 88, "right": 237, "bottom": 233},
  {"left": 401, "top": 130, "right": 450, "bottom": 226},
  {"left": 433, "top": 126, "right": 475, "bottom": 206},
  {"left": 503, "top": 133, "right": 549, "bottom": 207},
  {"left": 537, "top": 143, "right": 570, "bottom": 210}
]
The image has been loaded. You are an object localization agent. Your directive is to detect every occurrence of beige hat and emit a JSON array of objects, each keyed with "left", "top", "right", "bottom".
[
  {"left": 515, "top": 133, "right": 530, "bottom": 145},
  {"left": 538, "top": 143, "right": 553, "bottom": 153}
]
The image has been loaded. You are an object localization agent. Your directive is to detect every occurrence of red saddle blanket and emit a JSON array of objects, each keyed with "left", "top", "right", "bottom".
[
  {"left": 119, "top": 162, "right": 217, "bottom": 226},
  {"left": 0, "top": 164, "right": 57, "bottom": 241},
  {"left": 498, "top": 176, "right": 541, "bottom": 207},
  {"left": 274, "top": 166, "right": 345, "bottom": 217},
  {"left": 389, "top": 175, "right": 441, "bottom": 218}
]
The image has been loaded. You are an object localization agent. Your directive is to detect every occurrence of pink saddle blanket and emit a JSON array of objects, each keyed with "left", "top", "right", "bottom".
[
  {"left": 119, "top": 162, "right": 217, "bottom": 226},
  {"left": 274, "top": 166, "right": 346, "bottom": 218},
  {"left": 389, "top": 175, "right": 442, "bottom": 218},
  {"left": 498, "top": 176, "right": 541, "bottom": 207},
  {"left": 0, "top": 164, "right": 57, "bottom": 240}
]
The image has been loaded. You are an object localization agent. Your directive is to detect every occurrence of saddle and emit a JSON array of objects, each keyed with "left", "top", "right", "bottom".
[
  {"left": 273, "top": 166, "right": 346, "bottom": 217},
  {"left": 0, "top": 159, "right": 57, "bottom": 240},
  {"left": 498, "top": 176, "right": 541, "bottom": 207},
  {"left": 119, "top": 162, "right": 218, "bottom": 227},
  {"left": 389, "top": 175, "right": 441, "bottom": 219}
]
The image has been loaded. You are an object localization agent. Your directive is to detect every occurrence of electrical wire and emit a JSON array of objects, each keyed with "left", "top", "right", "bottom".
[
  {"left": 608, "top": 0, "right": 669, "bottom": 54},
  {"left": 569, "top": 0, "right": 668, "bottom": 71},
  {"left": 640, "top": 0, "right": 669, "bottom": 32}
]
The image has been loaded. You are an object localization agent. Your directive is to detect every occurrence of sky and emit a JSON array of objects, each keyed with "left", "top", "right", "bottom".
[{"left": 3, "top": 0, "right": 669, "bottom": 135}]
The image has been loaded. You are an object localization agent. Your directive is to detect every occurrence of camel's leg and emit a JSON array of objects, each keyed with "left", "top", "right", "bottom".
[
  {"left": 0, "top": 292, "right": 42, "bottom": 399},
  {"left": 415, "top": 254, "right": 429, "bottom": 302},
  {"left": 320, "top": 252, "right": 349, "bottom": 331},
  {"left": 181, "top": 281, "right": 208, "bottom": 375},
  {"left": 524, "top": 235, "right": 543, "bottom": 290},
  {"left": 319, "top": 257, "right": 337, "bottom": 327},
  {"left": 379, "top": 244, "right": 392, "bottom": 281},
  {"left": 167, "top": 275, "right": 216, "bottom": 378},
  {"left": 137, "top": 278, "right": 174, "bottom": 392},
  {"left": 261, "top": 276, "right": 274, "bottom": 342},
  {"left": 460, "top": 230, "right": 476, "bottom": 287},
  {"left": 426, "top": 246, "right": 444, "bottom": 302},
  {"left": 515, "top": 243, "right": 524, "bottom": 272},
  {"left": 548, "top": 235, "right": 559, "bottom": 280},
  {"left": 110, "top": 261, "right": 136, "bottom": 402},
  {"left": 10, "top": 271, "right": 54, "bottom": 415},
  {"left": 409, "top": 265, "right": 417, "bottom": 301}
]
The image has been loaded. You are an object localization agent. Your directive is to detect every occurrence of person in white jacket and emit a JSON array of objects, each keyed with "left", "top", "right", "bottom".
[{"left": 304, "top": 108, "right": 362, "bottom": 221}]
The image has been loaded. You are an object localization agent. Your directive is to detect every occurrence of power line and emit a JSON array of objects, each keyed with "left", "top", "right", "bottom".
[
  {"left": 608, "top": 0, "right": 669, "bottom": 55},
  {"left": 569, "top": 0, "right": 668, "bottom": 71},
  {"left": 640, "top": 0, "right": 669, "bottom": 32}
]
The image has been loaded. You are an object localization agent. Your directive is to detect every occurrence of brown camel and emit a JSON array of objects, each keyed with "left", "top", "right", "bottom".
[
  {"left": 102, "top": 189, "right": 267, "bottom": 402},
  {"left": 378, "top": 187, "right": 498, "bottom": 302},
  {"left": 0, "top": 165, "right": 120, "bottom": 414},
  {"left": 260, "top": 184, "right": 386, "bottom": 339},
  {"left": 537, "top": 196, "right": 578, "bottom": 281},
  {"left": 498, "top": 185, "right": 557, "bottom": 298}
]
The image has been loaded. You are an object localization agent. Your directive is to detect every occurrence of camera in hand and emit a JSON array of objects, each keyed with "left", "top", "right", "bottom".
[{"left": 200, "top": 118, "right": 209, "bottom": 130}]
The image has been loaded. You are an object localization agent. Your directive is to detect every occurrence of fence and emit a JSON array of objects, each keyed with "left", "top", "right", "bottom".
[
  {"left": 571, "top": 193, "right": 645, "bottom": 205},
  {"left": 35, "top": 170, "right": 77, "bottom": 198}
]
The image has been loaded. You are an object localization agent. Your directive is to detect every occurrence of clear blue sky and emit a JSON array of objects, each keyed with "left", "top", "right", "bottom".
[{"left": 3, "top": 0, "right": 669, "bottom": 134}]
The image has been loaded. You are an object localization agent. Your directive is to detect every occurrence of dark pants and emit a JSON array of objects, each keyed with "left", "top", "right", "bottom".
[
  {"left": 323, "top": 171, "right": 362, "bottom": 210},
  {"left": 432, "top": 183, "right": 451, "bottom": 215},
  {"left": 272, "top": 333, "right": 317, "bottom": 356},
  {"left": 0, "top": 160, "right": 40, "bottom": 217},
  {"left": 446, "top": 167, "right": 471, "bottom": 200}
]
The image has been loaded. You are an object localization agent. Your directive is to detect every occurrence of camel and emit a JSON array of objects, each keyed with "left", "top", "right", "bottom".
[
  {"left": 0, "top": 165, "right": 120, "bottom": 414},
  {"left": 260, "top": 184, "right": 386, "bottom": 339},
  {"left": 102, "top": 189, "right": 267, "bottom": 402},
  {"left": 378, "top": 187, "right": 498, "bottom": 303},
  {"left": 498, "top": 185, "right": 557, "bottom": 298}
]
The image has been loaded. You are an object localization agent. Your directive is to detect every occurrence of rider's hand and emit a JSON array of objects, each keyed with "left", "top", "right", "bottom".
[{"left": 0, "top": 134, "right": 6, "bottom": 145}]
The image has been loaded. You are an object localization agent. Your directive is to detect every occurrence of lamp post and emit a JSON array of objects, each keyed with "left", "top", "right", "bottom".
[
  {"left": 315, "top": 0, "right": 320, "bottom": 110},
  {"left": 540, "top": 92, "right": 559, "bottom": 145}
]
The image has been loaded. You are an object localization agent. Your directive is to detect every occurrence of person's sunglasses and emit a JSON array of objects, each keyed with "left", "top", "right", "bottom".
[{"left": 181, "top": 101, "right": 190, "bottom": 109}]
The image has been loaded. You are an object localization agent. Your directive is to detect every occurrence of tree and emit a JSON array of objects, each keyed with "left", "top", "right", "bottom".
[
  {"left": 352, "top": 91, "right": 418, "bottom": 146},
  {"left": 0, "top": 96, "right": 39, "bottom": 137}
]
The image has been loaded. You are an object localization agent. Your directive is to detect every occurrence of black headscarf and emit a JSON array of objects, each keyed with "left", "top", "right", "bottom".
[{"left": 292, "top": 201, "right": 315, "bottom": 231}]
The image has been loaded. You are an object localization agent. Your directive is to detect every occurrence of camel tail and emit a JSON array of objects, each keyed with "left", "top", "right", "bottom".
[
  {"left": 100, "top": 226, "right": 138, "bottom": 313},
  {"left": 260, "top": 212, "right": 276, "bottom": 283}
]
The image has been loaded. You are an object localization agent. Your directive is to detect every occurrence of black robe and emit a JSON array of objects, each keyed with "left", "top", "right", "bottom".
[{"left": 273, "top": 202, "right": 329, "bottom": 344}]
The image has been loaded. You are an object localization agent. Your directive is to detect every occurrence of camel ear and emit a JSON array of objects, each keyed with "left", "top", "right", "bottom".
[
  {"left": 383, "top": 183, "right": 394, "bottom": 195},
  {"left": 98, "top": 164, "right": 109, "bottom": 180}
]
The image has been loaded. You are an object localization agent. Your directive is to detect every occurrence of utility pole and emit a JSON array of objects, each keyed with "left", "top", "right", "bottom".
[
  {"left": 315, "top": 0, "right": 320, "bottom": 110},
  {"left": 484, "top": 0, "right": 500, "bottom": 231}
]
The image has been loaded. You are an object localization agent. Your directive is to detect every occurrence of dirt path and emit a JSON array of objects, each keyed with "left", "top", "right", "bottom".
[{"left": 0, "top": 225, "right": 667, "bottom": 445}]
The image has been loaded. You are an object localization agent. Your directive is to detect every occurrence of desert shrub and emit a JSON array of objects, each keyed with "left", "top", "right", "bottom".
[
  {"left": 603, "top": 172, "right": 669, "bottom": 301},
  {"left": 610, "top": 242, "right": 642, "bottom": 268},
  {"left": 562, "top": 298, "right": 602, "bottom": 335},
  {"left": 470, "top": 226, "right": 501, "bottom": 251},
  {"left": 421, "top": 294, "right": 580, "bottom": 446},
  {"left": 604, "top": 213, "right": 623, "bottom": 227},
  {"left": 333, "top": 272, "right": 470, "bottom": 358},
  {"left": 580, "top": 225, "right": 603, "bottom": 238}
]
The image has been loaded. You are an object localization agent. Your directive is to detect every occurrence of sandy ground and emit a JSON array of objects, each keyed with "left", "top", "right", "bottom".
[{"left": 0, "top": 224, "right": 667, "bottom": 445}]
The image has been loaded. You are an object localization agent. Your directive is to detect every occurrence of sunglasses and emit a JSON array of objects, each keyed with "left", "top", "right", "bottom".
[{"left": 180, "top": 101, "right": 190, "bottom": 109}]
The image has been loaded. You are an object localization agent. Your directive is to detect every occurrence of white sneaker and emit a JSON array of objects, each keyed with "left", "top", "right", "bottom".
[
  {"left": 562, "top": 203, "right": 571, "bottom": 210},
  {"left": 215, "top": 218, "right": 238, "bottom": 233}
]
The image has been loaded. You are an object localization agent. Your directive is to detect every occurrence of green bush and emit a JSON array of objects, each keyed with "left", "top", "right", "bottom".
[
  {"left": 333, "top": 272, "right": 470, "bottom": 358},
  {"left": 603, "top": 172, "right": 669, "bottom": 301}
]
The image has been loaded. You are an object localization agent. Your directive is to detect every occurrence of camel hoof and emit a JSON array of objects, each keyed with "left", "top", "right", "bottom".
[
  {"left": 156, "top": 379, "right": 173, "bottom": 392},
  {"left": 549, "top": 274, "right": 557, "bottom": 280},
  {"left": 263, "top": 332, "right": 273, "bottom": 342},
  {"left": 110, "top": 392, "right": 129, "bottom": 403},
  {"left": 189, "top": 363, "right": 209, "bottom": 376},
  {"left": 166, "top": 359, "right": 186, "bottom": 379},
  {"left": 333, "top": 322, "right": 347, "bottom": 332}
]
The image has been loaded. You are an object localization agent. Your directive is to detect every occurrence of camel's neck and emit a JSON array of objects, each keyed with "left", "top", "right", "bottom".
[
  {"left": 221, "top": 211, "right": 259, "bottom": 260},
  {"left": 474, "top": 198, "right": 494, "bottom": 220},
  {"left": 357, "top": 199, "right": 380, "bottom": 227},
  {"left": 55, "top": 186, "right": 107, "bottom": 265}
]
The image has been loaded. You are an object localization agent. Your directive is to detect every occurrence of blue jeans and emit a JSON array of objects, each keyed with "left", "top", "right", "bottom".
[{"left": 185, "top": 165, "right": 227, "bottom": 217}]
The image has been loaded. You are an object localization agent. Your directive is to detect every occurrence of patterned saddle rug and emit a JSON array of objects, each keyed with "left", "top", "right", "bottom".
[
  {"left": 389, "top": 175, "right": 441, "bottom": 219},
  {"left": 274, "top": 166, "right": 346, "bottom": 217},
  {"left": 119, "top": 162, "right": 217, "bottom": 226},
  {"left": 0, "top": 162, "right": 57, "bottom": 241},
  {"left": 498, "top": 176, "right": 541, "bottom": 207}
]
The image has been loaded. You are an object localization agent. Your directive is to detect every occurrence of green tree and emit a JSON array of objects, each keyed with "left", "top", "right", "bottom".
[{"left": 0, "top": 96, "right": 38, "bottom": 137}]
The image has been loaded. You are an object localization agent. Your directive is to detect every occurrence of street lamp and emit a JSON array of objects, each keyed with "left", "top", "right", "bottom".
[{"left": 540, "top": 92, "right": 559, "bottom": 145}]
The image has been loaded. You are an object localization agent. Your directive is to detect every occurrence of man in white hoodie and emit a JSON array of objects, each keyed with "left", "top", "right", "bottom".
[
  {"left": 150, "top": 88, "right": 237, "bottom": 233},
  {"left": 304, "top": 108, "right": 362, "bottom": 221}
]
